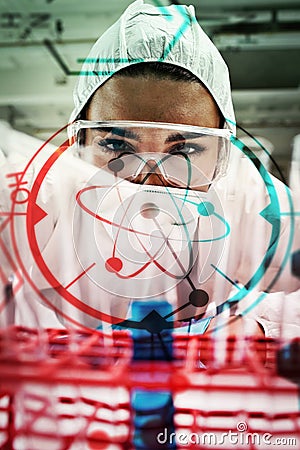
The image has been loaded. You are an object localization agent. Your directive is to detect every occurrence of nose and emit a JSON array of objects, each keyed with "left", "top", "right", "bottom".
[{"left": 130, "top": 159, "right": 168, "bottom": 186}]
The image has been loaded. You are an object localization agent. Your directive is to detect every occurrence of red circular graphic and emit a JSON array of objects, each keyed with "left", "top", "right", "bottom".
[{"left": 105, "top": 257, "right": 123, "bottom": 273}]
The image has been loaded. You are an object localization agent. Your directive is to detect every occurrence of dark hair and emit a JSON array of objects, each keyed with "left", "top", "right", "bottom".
[{"left": 116, "top": 61, "right": 202, "bottom": 84}]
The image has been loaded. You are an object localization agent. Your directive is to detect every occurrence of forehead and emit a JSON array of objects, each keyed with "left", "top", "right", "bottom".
[{"left": 86, "top": 76, "right": 221, "bottom": 128}]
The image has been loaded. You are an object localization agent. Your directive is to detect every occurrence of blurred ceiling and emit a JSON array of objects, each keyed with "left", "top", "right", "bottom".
[{"left": 0, "top": 0, "right": 299, "bottom": 179}]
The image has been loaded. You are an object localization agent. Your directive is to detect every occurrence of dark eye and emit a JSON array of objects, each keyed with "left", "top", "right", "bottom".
[
  {"left": 169, "top": 142, "right": 207, "bottom": 156},
  {"left": 94, "top": 138, "right": 135, "bottom": 154}
]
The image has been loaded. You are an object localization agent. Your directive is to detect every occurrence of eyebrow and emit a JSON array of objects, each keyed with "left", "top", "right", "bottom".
[
  {"left": 93, "top": 127, "right": 142, "bottom": 142},
  {"left": 165, "top": 132, "right": 203, "bottom": 143},
  {"left": 91, "top": 128, "right": 202, "bottom": 143}
]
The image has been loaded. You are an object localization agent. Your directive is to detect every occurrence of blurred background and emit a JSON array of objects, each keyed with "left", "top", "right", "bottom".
[{"left": 0, "top": 0, "right": 299, "bottom": 181}]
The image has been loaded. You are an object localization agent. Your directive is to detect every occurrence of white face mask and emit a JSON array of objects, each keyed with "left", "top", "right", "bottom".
[{"left": 71, "top": 162, "right": 226, "bottom": 298}]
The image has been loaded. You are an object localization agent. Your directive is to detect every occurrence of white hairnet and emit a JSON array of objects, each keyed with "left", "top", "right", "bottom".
[{"left": 70, "top": 0, "right": 235, "bottom": 132}]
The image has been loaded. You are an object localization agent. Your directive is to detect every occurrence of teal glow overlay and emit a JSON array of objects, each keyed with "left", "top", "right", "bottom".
[
  {"left": 210, "top": 264, "right": 241, "bottom": 291},
  {"left": 151, "top": 0, "right": 174, "bottom": 19},
  {"left": 172, "top": 195, "right": 231, "bottom": 243},
  {"left": 161, "top": 9, "right": 195, "bottom": 60},
  {"left": 161, "top": 186, "right": 195, "bottom": 279},
  {"left": 281, "top": 211, "right": 300, "bottom": 216},
  {"left": 214, "top": 118, "right": 296, "bottom": 318},
  {"left": 152, "top": 0, "right": 186, "bottom": 21}
]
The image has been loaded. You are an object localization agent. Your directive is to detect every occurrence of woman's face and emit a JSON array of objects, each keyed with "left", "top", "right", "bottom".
[{"left": 82, "top": 76, "right": 223, "bottom": 191}]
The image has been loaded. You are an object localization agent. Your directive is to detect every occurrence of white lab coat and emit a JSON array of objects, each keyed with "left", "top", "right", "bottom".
[{"left": 0, "top": 122, "right": 299, "bottom": 337}]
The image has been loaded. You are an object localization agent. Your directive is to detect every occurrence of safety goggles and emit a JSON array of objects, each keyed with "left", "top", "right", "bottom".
[{"left": 71, "top": 121, "right": 232, "bottom": 189}]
